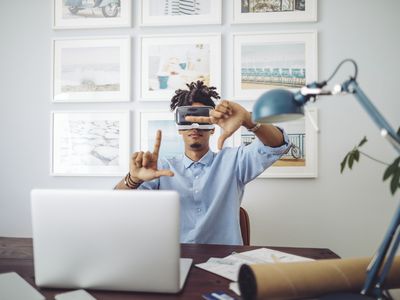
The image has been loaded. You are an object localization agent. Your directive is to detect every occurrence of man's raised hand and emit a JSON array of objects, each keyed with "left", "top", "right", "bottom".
[
  {"left": 185, "top": 101, "right": 251, "bottom": 150},
  {"left": 129, "top": 130, "right": 174, "bottom": 182}
]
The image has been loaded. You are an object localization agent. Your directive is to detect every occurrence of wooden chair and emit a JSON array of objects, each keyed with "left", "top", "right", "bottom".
[{"left": 240, "top": 207, "right": 250, "bottom": 245}]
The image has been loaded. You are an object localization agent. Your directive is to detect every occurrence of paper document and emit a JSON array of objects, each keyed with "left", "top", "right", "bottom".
[
  {"left": 195, "top": 248, "right": 314, "bottom": 281},
  {"left": 0, "top": 272, "right": 45, "bottom": 300}
]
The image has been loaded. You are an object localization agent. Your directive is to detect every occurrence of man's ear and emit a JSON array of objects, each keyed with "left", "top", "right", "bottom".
[{"left": 210, "top": 129, "right": 215, "bottom": 135}]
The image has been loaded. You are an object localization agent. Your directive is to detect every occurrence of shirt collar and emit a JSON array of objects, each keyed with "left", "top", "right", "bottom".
[{"left": 183, "top": 150, "right": 214, "bottom": 169}]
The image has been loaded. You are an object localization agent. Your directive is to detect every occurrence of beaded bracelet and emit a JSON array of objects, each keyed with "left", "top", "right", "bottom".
[{"left": 124, "top": 173, "right": 143, "bottom": 189}]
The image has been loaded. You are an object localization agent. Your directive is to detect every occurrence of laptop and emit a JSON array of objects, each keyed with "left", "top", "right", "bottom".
[{"left": 30, "top": 189, "right": 192, "bottom": 293}]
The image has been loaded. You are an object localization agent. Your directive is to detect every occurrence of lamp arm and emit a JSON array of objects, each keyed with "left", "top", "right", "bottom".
[
  {"left": 343, "top": 79, "right": 400, "bottom": 154},
  {"left": 361, "top": 204, "right": 400, "bottom": 298}
]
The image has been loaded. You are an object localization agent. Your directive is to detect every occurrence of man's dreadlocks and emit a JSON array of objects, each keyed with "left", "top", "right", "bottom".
[{"left": 170, "top": 81, "right": 220, "bottom": 111}]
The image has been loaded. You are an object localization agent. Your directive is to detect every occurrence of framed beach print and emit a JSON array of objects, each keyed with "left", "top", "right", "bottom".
[
  {"left": 51, "top": 111, "right": 130, "bottom": 176},
  {"left": 53, "top": 0, "right": 131, "bottom": 29},
  {"left": 233, "top": 31, "right": 317, "bottom": 100},
  {"left": 233, "top": 107, "right": 318, "bottom": 178},
  {"left": 138, "top": 111, "right": 234, "bottom": 158},
  {"left": 52, "top": 37, "right": 131, "bottom": 102},
  {"left": 140, "top": 34, "right": 221, "bottom": 101},
  {"left": 140, "top": 0, "right": 221, "bottom": 26},
  {"left": 233, "top": 0, "right": 317, "bottom": 24}
]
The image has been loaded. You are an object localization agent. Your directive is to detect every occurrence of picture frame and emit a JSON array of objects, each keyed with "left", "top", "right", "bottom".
[
  {"left": 140, "top": 0, "right": 221, "bottom": 26},
  {"left": 140, "top": 34, "right": 221, "bottom": 101},
  {"left": 51, "top": 111, "right": 130, "bottom": 176},
  {"left": 52, "top": 37, "right": 131, "bottom": 103},
  {"left": 233, "top": 107, "right": 318, "bottom": 178},
  {"left": 233, "top": 0, "right": 317, "bottom": 24},
  {"left": 137, "top": 111, "right": 234, "bottom": 158},
  {"left": 53, "top": 0, "right": 132, "bottom": 29},
  {"left": 233, "top": 31, "right": 317, "bottom": 100}
]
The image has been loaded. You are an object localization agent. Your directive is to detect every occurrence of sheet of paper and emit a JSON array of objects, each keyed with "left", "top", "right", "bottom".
[
  {"left": 55, "top": 289, "right": 97, "bottom": 300},
  {"left": 195, "top": 248, "right": 314, "bottom": 281},
  {"left": 0, "top": 272, "right": 45, "bottom": 300},
  {"left": 229, "top": 282, "right": 241, "bottom": 296}
]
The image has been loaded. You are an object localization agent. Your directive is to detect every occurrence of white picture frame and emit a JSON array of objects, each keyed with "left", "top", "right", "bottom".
[
  {"left": 140, "top": 34, "right": 221, "bottom": 101},
  {"left": 137, "top": 111, "right": 234, "bottom": 158},
  {"left": 51, "top": 111, "right": 130, "bottom": 176},
  {"left": 233, "top": 0, "right": 317, "bottom": 24},
  {"left": 233, "top": 31, "right": 318, "bottom": 100},
  {"left": 233, "top": 107, "right": 318, "bottom": 178},
  {"left": 53, "top": 0, "right": 132, "bottom": 29},
  {"left": 52, "top": 37, "right": 131, "bottom": 103},
  {"left": 140, "top": 0, "right": 221, "bottom": 26}
]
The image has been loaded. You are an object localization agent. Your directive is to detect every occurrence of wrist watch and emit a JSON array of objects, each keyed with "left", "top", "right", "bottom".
[{"left": 247, "top": 123, "right": 262, "bottom": 132}]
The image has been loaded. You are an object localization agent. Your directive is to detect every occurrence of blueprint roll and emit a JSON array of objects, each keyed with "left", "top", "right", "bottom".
[{"left": 238, "top": 256, "right": 400, "bottom": 300}]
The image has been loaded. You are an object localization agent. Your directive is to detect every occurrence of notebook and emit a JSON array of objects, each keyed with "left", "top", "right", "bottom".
[{"left": 31, "top": 189, "right": 192, "bottom": 293}]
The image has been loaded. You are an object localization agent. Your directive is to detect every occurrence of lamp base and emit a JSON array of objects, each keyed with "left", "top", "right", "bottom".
[{"left": 319, "top": 293, "right": 375, "bottom": 299}]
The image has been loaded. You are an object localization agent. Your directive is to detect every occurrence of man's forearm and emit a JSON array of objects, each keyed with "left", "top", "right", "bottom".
[{"left": 242, "top": 116, "right": 285, "bottom": 147}]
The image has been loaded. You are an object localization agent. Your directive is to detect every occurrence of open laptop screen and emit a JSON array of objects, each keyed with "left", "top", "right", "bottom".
[{"left": 31, "top": 189, "right": 189, "bottom": 293}]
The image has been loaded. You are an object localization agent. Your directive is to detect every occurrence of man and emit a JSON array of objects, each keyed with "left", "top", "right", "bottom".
[{"left": 115, "top": 81, "right": 289, "bottom": 245}]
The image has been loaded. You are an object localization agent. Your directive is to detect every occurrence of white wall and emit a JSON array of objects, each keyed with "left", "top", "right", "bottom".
[{"left": 0, "top": 0, "right": 399, "bottom": 260}]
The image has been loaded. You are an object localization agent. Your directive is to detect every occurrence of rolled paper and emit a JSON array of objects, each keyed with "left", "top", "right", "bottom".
[{"left": 238, "top": 256, "right": 400, "bottom": 300}]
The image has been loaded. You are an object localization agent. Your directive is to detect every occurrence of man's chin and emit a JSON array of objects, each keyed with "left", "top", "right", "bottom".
[{"left": 190, "top": 143, "right": 202, "bottom": 149}]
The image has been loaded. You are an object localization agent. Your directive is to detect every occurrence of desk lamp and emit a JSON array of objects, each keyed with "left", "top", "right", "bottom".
[{"left": 252, "top": 59, "right": 400, "bottom": 299}]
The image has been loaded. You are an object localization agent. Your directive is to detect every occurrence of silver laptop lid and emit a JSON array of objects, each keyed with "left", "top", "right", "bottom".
[{"left": 31, "top": 189, "right": 181, "bottom": 293}]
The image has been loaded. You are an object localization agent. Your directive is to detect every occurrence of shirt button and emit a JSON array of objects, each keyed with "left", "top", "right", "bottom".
[
  {"left": 194, "top": 190, "right": 198, "bottom": 193},
  {"left": 195, "top": 176, "right": 199, "bottom": 179},
  {"left": 197, "top": 208, "right": 201, "bottom": 212}
]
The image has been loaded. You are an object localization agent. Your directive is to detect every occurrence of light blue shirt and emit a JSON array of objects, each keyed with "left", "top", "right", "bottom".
[{"left": 139, "top": 135, "right": 289, "bottom": 245}]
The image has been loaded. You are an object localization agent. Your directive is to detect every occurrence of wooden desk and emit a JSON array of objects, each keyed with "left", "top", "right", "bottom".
[{"left": 0, "top": 237, "right": 339, "bottom": 300}]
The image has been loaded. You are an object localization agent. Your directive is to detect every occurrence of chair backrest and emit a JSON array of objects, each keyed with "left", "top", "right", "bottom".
[{"left": 239, "top": 207, "right": 250, "bottom": 245}]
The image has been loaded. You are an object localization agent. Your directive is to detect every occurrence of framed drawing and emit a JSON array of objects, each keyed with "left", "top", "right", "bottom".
[
  {"left": 51, "top": 111, "right": 130, "bottom": 176},
  {"left": 233, "top": 31, "right": 317, "bottom": 100},
  {"left": 138, "top": 111, "right": 234, "bottom": 158},
  {"left": 53, "top": 0, "right": 132, "bottom": 29},
  {"left": 52, "top": 37, "right": 131, "bottom": 102},
  {"left": 233, "top": 0, "right": 317, "bottom": 24},
  {"left": 140, "top": 34, "right": 221, "bottom": 101},
  {"left": 140, "top": 0, "right": 221, "bottom": 26},
  {"left": 233, "top": 107, "right": 318, "bottom": 178}
]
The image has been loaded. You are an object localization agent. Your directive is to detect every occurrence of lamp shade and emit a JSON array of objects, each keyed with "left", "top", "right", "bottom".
[{"left": 252, "top": 89, "right": 305, "bottom": 123}]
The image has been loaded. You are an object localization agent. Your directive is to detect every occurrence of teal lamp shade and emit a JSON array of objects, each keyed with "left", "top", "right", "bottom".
[{"left": 252, "top": 89, "right": 305, "bottom": 123}]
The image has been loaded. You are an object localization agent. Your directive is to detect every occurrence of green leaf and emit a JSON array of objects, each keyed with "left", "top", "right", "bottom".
[
  {"left": 349, "top": 153, "right": 355, "bottom": 169},
  {"left": 340, "top": 154, "right": 349, "bottom": 173},
  {"left": 390, "top": 171, "right": 400, "bottom": 195},
  {"left": 354, "top": 150, "right": 360, "bottom": 162},
  {"left": 383, "top": 157, "right": 400, "bottom": 181},
  {"left": 358, "top": 136, "right": 368, "bottom": 147}
]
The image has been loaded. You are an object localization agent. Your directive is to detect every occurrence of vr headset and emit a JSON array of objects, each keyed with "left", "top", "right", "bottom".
[{"left": 175, "top": 106, "right": 215, "bottom": 130}]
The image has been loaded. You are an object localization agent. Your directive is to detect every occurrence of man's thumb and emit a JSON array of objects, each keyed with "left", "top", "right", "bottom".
[{"left": 155, "top": 169, "right": 175, "bottom": 178}]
